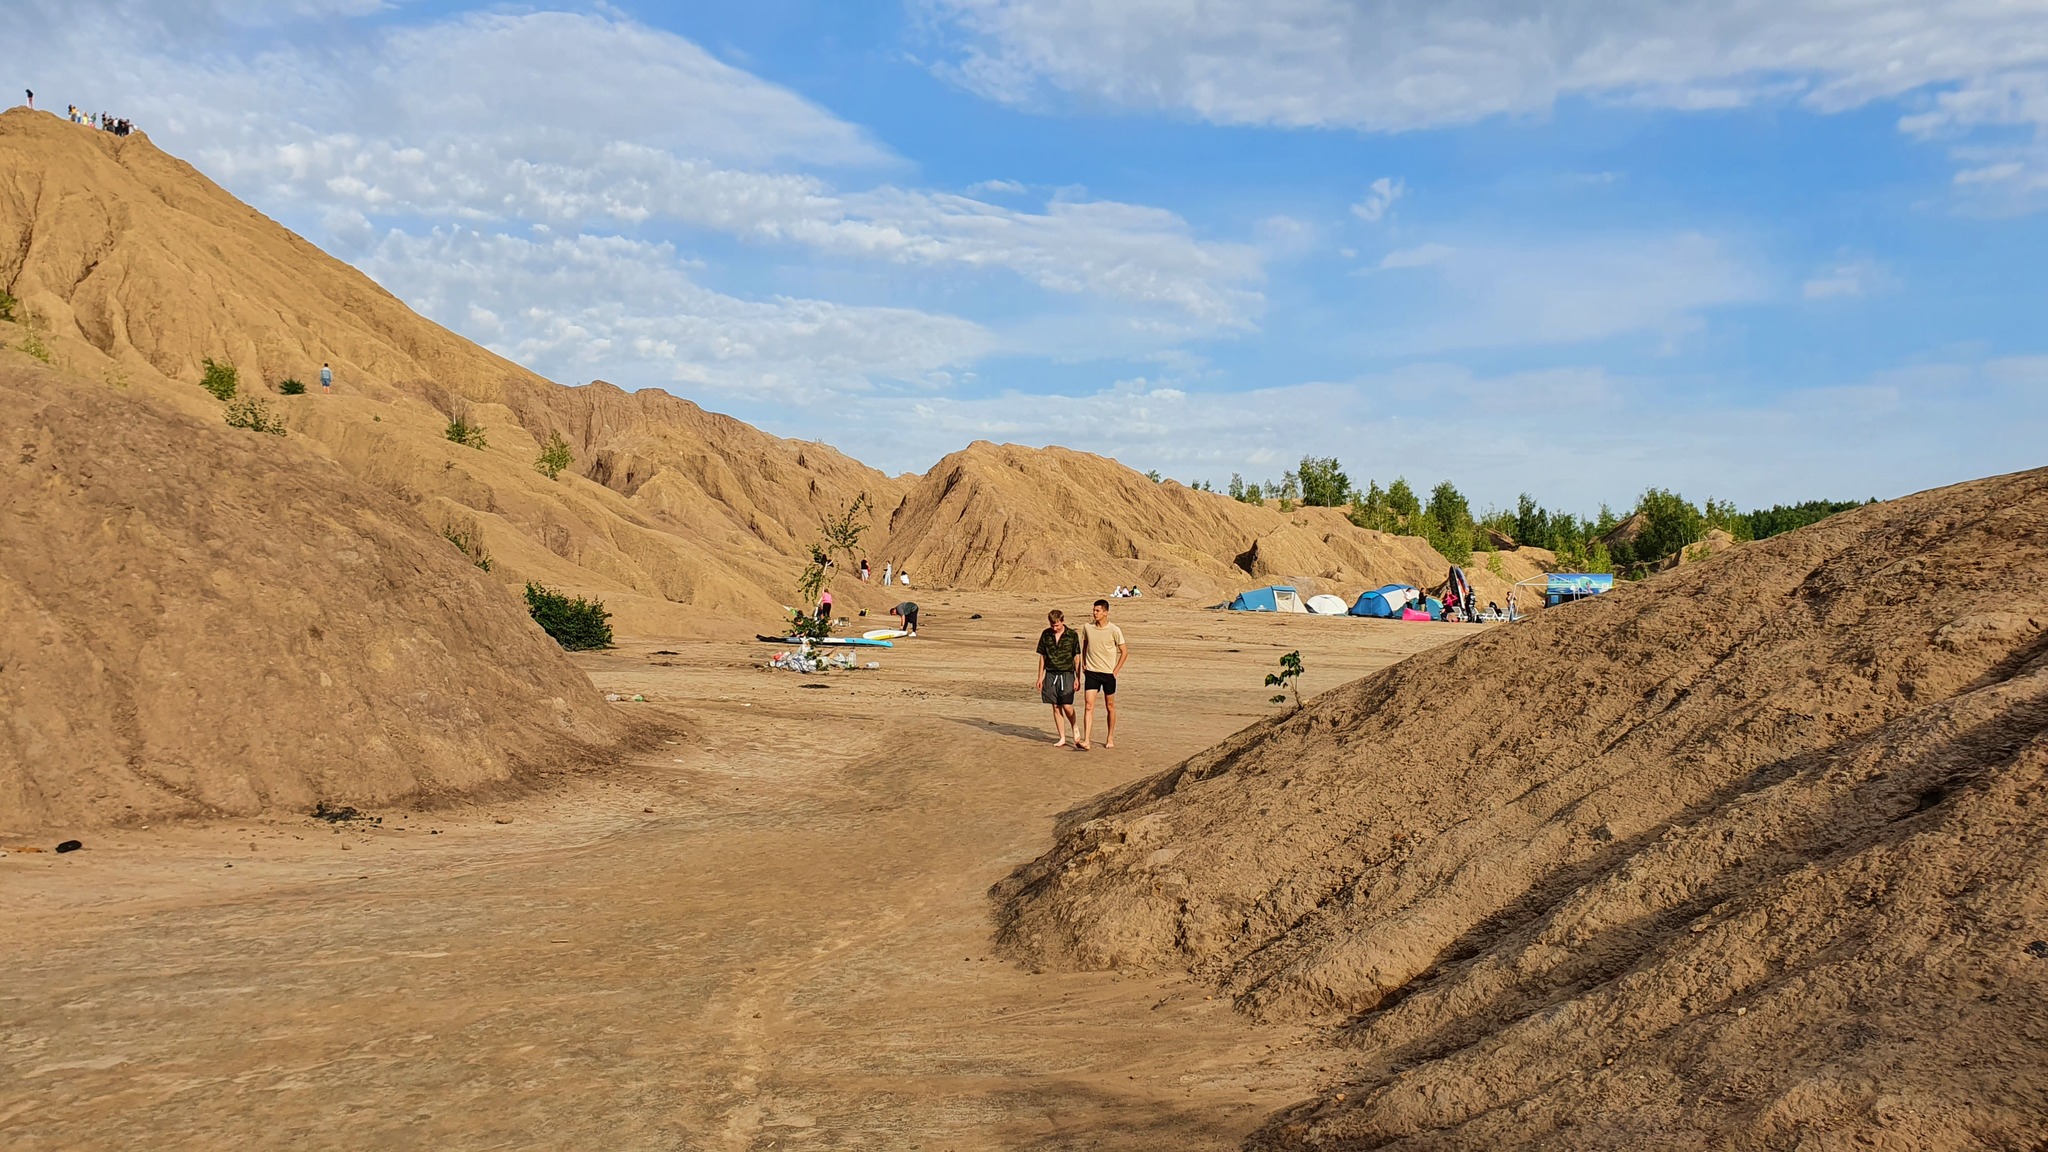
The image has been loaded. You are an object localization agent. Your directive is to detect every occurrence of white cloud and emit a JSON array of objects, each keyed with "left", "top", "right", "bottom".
[
  {"left": 1367, "top": 233, "right": 1765, "bottom": 350},
  {"left": 1351, "top": 177, "right": 1405, "bottom": 223},
  {"left": 361, "top": 228, "right": 994, "bottom": 401},
  {"left": 1802, "top": 257, "right": 1897, "bottom": 300},
  {"left": 1377, "top": 243, "right": 1455, "bottom": 270},
  {"left": 21, "top": 3, "right": 1266, "bottom": 343},
  {"left": 923, "top": 0, "right": 2048, "bottom": 202},
  {"left": 968, "top": 178, "right": 1027, "bottom": 195}
]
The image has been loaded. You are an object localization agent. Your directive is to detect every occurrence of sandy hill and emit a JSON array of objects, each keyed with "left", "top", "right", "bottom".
[
  {"left": 876, "top": 442, "right": 1548, "bottom": 607},
  {"left": 0, "top": 108, "right": 899, "bottom": 635},
  {"left": 994, "top": 467, "right": 2048, "bottom": 1146},
  {"left": 0, "top": 354, "right": 627, "bottom": 837},
  {"left": 0, "top": 108, "right": 1524, "bottom": 632}
]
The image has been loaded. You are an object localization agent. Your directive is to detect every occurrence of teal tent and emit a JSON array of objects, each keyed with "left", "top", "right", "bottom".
[{"left": 1226, "top": 585, "right": 1308, "bottom": 613}]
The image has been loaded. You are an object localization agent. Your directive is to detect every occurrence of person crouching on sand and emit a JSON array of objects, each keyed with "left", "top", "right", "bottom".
[
  {"left": 1035, "top": 609, "right": 1080, "bottom": 747},
  {"left": 1078, "top": 598, "right": 1127, "bottom": 751}
]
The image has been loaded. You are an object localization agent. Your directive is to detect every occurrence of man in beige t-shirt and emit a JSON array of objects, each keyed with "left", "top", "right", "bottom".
[{"left": 1078, "top": 598, "right": 1128, "bottom": 750}]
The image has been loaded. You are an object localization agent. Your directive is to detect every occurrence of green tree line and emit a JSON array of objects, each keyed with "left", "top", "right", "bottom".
[{"left": 1218, "top": 456, "right": 1869, "bottom": 576}]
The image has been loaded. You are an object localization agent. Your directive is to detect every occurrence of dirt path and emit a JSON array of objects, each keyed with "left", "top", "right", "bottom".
[{"left": 2, "top": 596, "right": 1477, "bottom": 1150}]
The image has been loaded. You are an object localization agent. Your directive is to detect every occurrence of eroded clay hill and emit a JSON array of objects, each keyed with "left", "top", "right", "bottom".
[
  {"left": 878, "top": 442, "right": 1548, "bottom": 605},
  {"left": 0, "top": 357, "right": 626, "bottom": 837},
  {"left": 1, "top": 109, "right": 1530, "bottom": 629},
  {"left": 995, "top": 468, "right": 2048, "bottom": 1147},
  {"left": 0, "top": 109, "right": 898, "bottom": 634}
]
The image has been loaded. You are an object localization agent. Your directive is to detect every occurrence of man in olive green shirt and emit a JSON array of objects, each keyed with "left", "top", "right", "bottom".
[
  {"left": 1034, "top": 608, "right": 1081, "bottom": 746},
  {"left": 1078, "top": 598, "right": 1127, "bottom": 750}
]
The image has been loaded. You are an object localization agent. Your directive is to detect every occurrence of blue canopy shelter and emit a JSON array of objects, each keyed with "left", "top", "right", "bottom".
[
  {"left": 1349, "top": 584, "right": 1418, "bottom": 618},
  {"left": 1226, "top": 585, "right": 1308, "bottom": 613},
  {"left": 1522, "top": 572, "right": 1615, "bottom": 607}
]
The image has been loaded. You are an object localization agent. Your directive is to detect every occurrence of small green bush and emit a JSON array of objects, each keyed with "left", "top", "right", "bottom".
[
  {"left": 534, "top": 429, "right": 573, "bottom": 480},
  {"left": 441, "top": 516, "right": 493, "bottom": 572},
  {"left": 223, "top": 396, "right": 288, "bottom": 435},
  {"left": 444, "top": 417, "right": 487, "bottom": 449},
  {"left": 525, "top": 583, "right": 612, "bottom": 650},
  {"left": 278, "top": 378, "right": 307, "bottom": 395},
  {"left": 17, "top": 314, "right": 51, "bottom": 364},
  {"left": 200, "top": 357, "right": 238, "bottom": 401},
  {"left": 0, "top": 290, "right": 16, "bottom": 322}
]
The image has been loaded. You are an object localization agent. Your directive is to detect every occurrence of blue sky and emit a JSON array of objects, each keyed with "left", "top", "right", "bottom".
[{"left": 15, "top": 0, "right": 2048, "bottom": 514}]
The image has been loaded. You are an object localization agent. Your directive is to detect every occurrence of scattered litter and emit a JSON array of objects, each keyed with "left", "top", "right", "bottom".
[
  {"left": 631, "top": 694, "right": 646, "bottom": 702},
  {"left": 7, "top": 845, "right": 45, "bottom": 853},
  {"left": 312, "top": 801, "right": 377, "bottom": 824},
  {"left": 605, "top": 693, "right": 622, "bottom": 702},
  {"left": 55, "top": 839, "right": 82, "bottom": 853},
  {"left": 766, "top": 645, "right": 875, "bottom": 674}
]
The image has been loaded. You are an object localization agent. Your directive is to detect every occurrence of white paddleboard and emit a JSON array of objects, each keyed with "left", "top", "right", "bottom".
[{"left": 862, "top": 628, "right": 909, "bottom": 640}]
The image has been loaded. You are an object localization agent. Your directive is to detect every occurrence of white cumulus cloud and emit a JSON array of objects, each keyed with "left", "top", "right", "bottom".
[{"left": 924, "top": 0, "right": 2048, "bottom": 205}]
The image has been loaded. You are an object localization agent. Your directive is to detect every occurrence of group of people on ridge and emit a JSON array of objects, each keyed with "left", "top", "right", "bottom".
[{"left": 61, "top": 102, "right": 136, "bottom": 136}]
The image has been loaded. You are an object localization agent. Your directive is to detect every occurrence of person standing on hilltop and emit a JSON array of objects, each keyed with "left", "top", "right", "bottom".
[
  {"left": 1035, "top": 609, "right": 1081, "bottom": 747},
  {"left": 320, "top": 362, "right": 332, "bottom": 393},
  {"left": 1077, "top": 598, "right": 1127, "bottom": 751},
  {"left": 25, "top": 90, "right": 33, "bottom": 111}
]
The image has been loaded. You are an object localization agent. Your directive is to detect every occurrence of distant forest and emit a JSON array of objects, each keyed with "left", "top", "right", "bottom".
[{"left": 1209, "top": 457, "right": 1869, "bottom": 578}]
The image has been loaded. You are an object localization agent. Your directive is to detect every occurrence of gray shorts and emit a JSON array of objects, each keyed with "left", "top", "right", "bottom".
[{"left": 1041, "top": 670, "right": 1074, "bottom": 705}]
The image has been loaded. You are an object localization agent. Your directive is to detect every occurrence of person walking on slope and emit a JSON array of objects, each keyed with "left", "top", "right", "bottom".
[
  {"left": 817, "top": 587, "right": 833, "bottom": 623},
  {"left": 1077, "top": 598, "right": 1127, "bottom": 751},
  {"left": 892, "top": 600, "right": 919, "bottom": 637},
  {"left": 1035, "top": 609, "right": 1081, "bottom": 747},
  {"left": 859, "top": 559, "right": 869, "bottom": 582},
  {"left": 882, "top": 561, "right": 892, "bottom": 586},
  {"left": 320, "top": 362, "right": 333, "bottom": 393}
]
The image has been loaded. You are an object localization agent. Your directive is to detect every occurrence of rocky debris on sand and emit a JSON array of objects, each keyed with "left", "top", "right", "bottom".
[{"left": 54, "top": 839, "right": 81, "bottom": 853}]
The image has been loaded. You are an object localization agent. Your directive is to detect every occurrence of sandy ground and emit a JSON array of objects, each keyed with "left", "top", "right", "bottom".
[{"left": 1, "top": 595, "right": 1479, "bottom": 1150}]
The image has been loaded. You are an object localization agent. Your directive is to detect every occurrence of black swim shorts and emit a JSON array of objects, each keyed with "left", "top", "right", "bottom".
[
  {"left": 1083, "top": 670, "right": 1117, "bottom": 696},
  {"left": 1041, "top": 671, "right": 1074, "bottom": 705}
]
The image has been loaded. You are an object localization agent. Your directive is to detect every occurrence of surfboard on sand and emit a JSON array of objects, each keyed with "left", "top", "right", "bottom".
[
  {"left": 862, "top": 629, "right": 909, "bottom": 640},
  {"left": 755, "top": 635, "right": 894, "bottom": 647}
]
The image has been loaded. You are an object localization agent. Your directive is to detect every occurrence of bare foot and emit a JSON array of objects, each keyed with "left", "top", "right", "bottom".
[
  {"left": 1104, "top": 740, "right": 1115, "bottom": 748},
  {"left": 1076, "top": 742, "right": 1090, "bottom": 751},
  {"left": 1052, "top": 737, "right": 1067, "bottom": 746}
]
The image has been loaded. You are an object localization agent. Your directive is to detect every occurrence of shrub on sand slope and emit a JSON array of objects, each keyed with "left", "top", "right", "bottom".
[{"left": 524, "top": 583, "right": 612, "bottom": 650}]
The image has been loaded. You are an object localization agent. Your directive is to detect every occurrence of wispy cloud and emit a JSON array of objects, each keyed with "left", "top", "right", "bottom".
[
  {"left": 1350, "top": 177, "right": 1405, "bottom": 222},
  {"left": 362, "top": 228, "right": 995, "bottom": 401},
  {"left": 1365, "top": 233, "right": 1765, "bottom": 350},
  {"left": 1802, "top": 257, "right": 1897, "bottom": 300},
  {"left": 924, "top": 0, "right": 2048, "bottom": 205}
]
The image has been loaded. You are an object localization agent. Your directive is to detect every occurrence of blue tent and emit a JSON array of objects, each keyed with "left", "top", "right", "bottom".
[
  {"left": 1226, "top": 585, "right": 1307, "bottom": 613},
  {"left": 1543, "top": 573, "right": 1614, "bottom": 607},
  {"left": 1349, "top": 584, "right": 1418, "bottom": 618}
]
